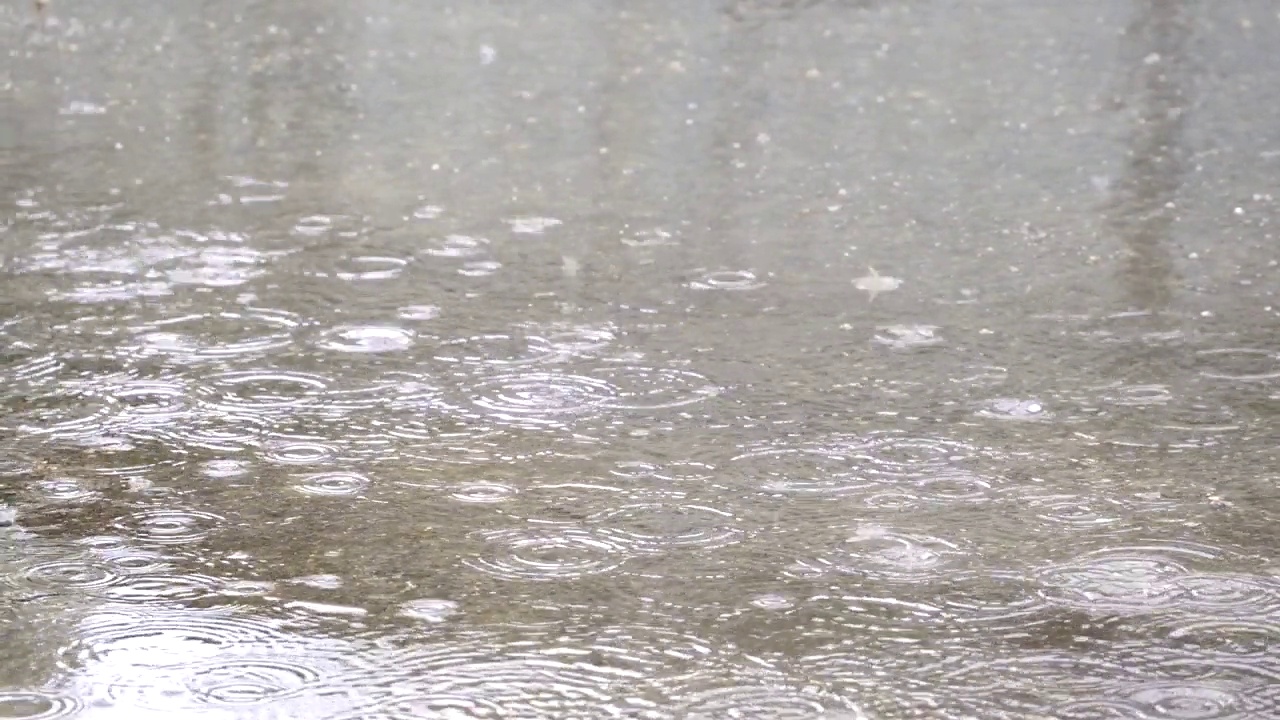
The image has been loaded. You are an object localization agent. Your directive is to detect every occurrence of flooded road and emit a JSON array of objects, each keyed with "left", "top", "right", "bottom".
[{"left": 2, "top": 0, "right": 1279, "bottom": 717}]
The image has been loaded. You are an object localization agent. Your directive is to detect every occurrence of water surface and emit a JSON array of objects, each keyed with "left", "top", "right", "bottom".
[{"left": 2, "top": 0, "right": 1279, "bottom": 717}]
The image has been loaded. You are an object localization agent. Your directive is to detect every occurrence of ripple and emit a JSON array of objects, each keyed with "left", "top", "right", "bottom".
[
  {"left": 466, "top": 371, "right": 617, "bottom": 427},
  {"left": 1168, "top": 573, "right": 1280, "bottom": 615},
  {"left": 100, "top": 573, "right": 224, "bottom": 603},
  {"left": 201, "top": 458, "right": 250, "bottom": 479},
  {"left": 294, "top": 471, "right": 371, "bottom": 497},
  {"left": 731, "top": 445, "right": 880, "bottom": 496},
  {"left": 591, "top": 503, "right": 746, "bottom": 553},
  {"left": 17, "top": 559, "right": 121, "bottom": 591},
  {"left": 976, "top": 397, "right": 1051, "bottom": 421},
  {"left": 1127, "top": 682, "right": 1251, "bottom": 720},
  {"left": 32, "top": 476, "right": 102, "bottom": 502},
  {"left": 621, "top": 227, "right": 677, "bottom": 247},
  {"left": 948, "top": 363, "right": 1010, "bottom": 388},
  {"left": 536, "top": 322, "right": 617, "bottom": 357},
  {"left": 505, "top": 216, "right": 562, "bottom": 234},
  {"left": 852, "top": 432, "right": 987, "bottom": 481},
  {"left": 0, "top": 692, "right": 82, "bottom": 719},
  {"left": 688, "top": 269, "right": 766, "bottom": 291},
  {"left": 462, "top": 527, "right": 629, "bottom": 581},
  {"left": 1196, "top": 348, "right": 1280, "bottom": 381},
  {"left": 173, "top": 656, "right": 321, "bottom": 707},
  {"left": 873, "top": 324, "right": 944, "bottom": 349},
  {"left": 750, "top": 593, "right": 796, "bottom": 611},
  {"left": 115, "top": 508, "right": 224, "bottom": 545},
  {"left": 262, "top": 440, "right": 340, "bottom": 465},
  {"left": 677, "top": 683, "right": 861, "bottom": 719},
  {"left": 787, "top": 524, "right": 968, "bottom": 582},
  {"left": 130, "top": 308, "right": 299, "bottom": 362},
  {"left": 333, "top": 255, "right": 409, "bottom": 281},
  {"left": 325, "top": 693, "right": 507, "bottom": 720},
  {"left": 912, "top": 469, "right": 995, "bottom": 503},
  {"left": 421, "top": 234, "right": 489, "bottom": 258},
  {"left": 434, "top": 333, "right": 562, "bottom": 367},
  {"left": 59, "top": 608, "right": 289, "bottom": 671},
  {"left": 1035, "top": 545, "right": 1218, "bottom": 612},
  {"left": 454, "top": 259, "right": 499, "bottom": 276},
  {"left": 593, "top": 366, "right": 721, "bottom": 410},
  {"left": 398, "top": 598, "right": 461, "bottom": 623},
  {"left": 1166, "top": 619, "right": 1280, "bottom": 661},
  {"left": 1094, "top": 382, "right": 1174, "bottom": 407},
  {"left": 1025, "top": 494, "right": 1124, "bottom": 528},
  {"left": 207, "top": 370, "right": 329, "bottom": 411},
  {"left": 315, "top": 324, "right": 415, "bottom": 353},
  {"left": 609, "top": 460, "right": 716, "bottom": 484},
  {"left": 450, "top": 482, "right": 518, "bottom": 504},
  {"left": 397, "top": 304, "right": 441, "bottom": 321},
  {"left": 292, "top": 213, "right": 364, "bottom": 238},
  {"left": 97, "top": 546, "right": 171, "bottom": 574}
]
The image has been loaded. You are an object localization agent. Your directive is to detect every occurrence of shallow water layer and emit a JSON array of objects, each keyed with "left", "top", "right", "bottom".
[{"left": 2, "top": 0, "right": 1279, "bottom": 718}]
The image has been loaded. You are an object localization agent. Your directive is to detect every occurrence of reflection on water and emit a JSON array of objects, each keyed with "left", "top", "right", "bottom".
[{"left": 2, "top": 0, "right": 1279, "bottom": 717}]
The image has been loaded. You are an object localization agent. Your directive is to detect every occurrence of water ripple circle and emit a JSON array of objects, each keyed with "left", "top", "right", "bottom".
[
  {"left": 1196, "top": 348, "right": 1280, "bottom": 381},
  {"left": 434, "top": 333, "right": 561, "bottom": 367},
  {"left": 466, "top": 371, "right": 617, "bottom": 426},
  {"left": 262, "top": 440, "right": 339, "bottom": 465},
  {"left": 130, "top": 309, "right": 299, "bottom": 360},
  {"left": 58, "top": 608, "right": 289, "bottom": 671},
  {"left": 594, "top": 366, "right": 721, "bottom": 410},
  {"left": 0, "top": 692, "right": 83, "bottom": 720},
  {"left": 677, "top": 683, "right": 860, "bottom": 718},
  {"left": 688, "top": 268, "right": 766, "bottom": 291},
  {"left": 115, "top": 508, "right": 224, "bottom": 545},
  {"left": 294, "top": 471, "right": 371, "bottom": 497},
  {"left": 1127, "top": 682, "right": 1250, "bottom": 720},
  {"left": 207, "top": 370, "right": 329, "bottom": 411},
  {"left": 18, "top": 559, "right": 122, "bottom": 591},
  {"left": 731, "top": 445, "right": 880, "bottom": 496},
  {"left": 590, "top": 503, "right": 746, "bottom": 553},
  {"left": 184, "top": 657, "right": 322, "bottom": 706},
  {"left": 100, "top": 573, "right": 225, "bottom": 604},
  {"left": 323, "top": 693, "right": 506, "bottom": 720},
  {"left": 787, "top": 524, "right": 969, "bottom": 582},
  {"left": 854, "top": 432, "right": 987, "bottom": 481},
  {"left": 462, "top": 528, "right": 629, "bottom": 581},
  {"left": 1036, "top": 547, "right": 1198, "bottom": 612},
  {"left": 449, "top": 482, "right": 517, "bottom": 504}
]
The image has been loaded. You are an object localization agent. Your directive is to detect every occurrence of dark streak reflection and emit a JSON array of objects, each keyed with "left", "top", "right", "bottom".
[{"left": 1105, "top": 0, "right": 1193, "bottom": 310}]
